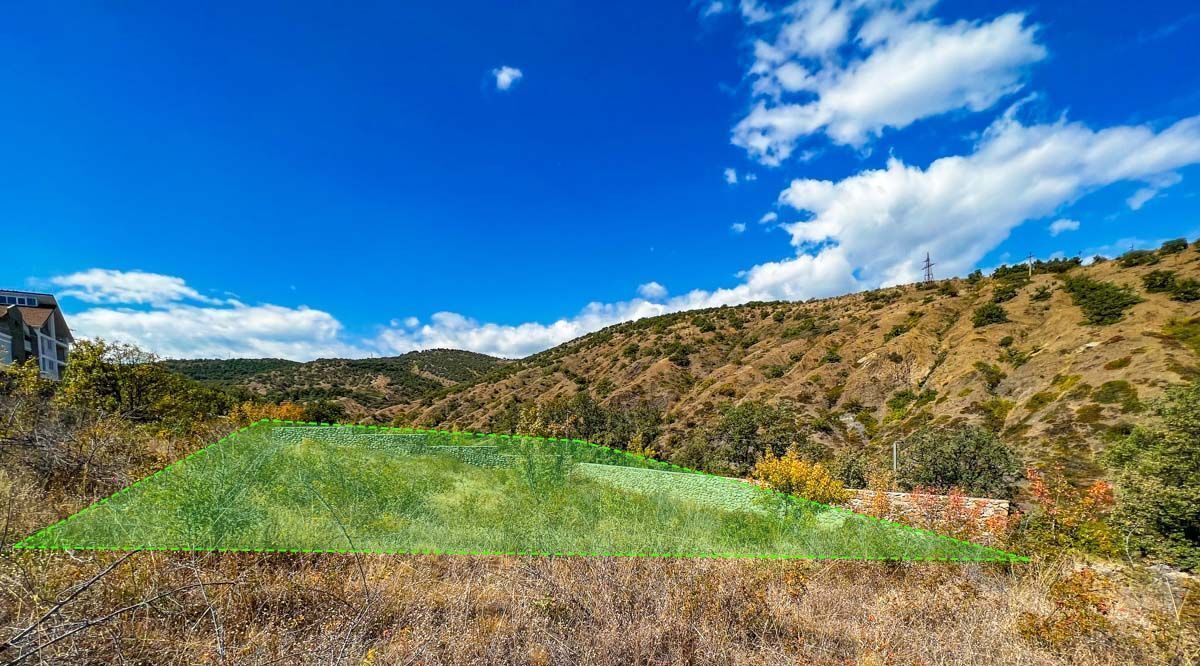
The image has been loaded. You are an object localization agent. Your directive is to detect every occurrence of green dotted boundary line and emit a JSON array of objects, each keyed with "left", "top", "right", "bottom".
[{"left": 12, "top": 419, "right": 1029, "bottom": 563}]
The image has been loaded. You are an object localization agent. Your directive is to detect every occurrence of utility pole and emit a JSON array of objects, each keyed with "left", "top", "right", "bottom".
[
  {"left": 892, "top": 438, "right": 903, "bottom": 472},
  {"left": 922, "top": 252, "right": 935, "bottom": 284},
  {"left": 1026, "top": 252, "right": 1035, "bottom": 278}
]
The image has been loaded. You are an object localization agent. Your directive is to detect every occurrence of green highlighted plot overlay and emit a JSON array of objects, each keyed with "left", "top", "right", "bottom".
[{"left": 16, "top": 421, "right": 1023, "bottom": 561}]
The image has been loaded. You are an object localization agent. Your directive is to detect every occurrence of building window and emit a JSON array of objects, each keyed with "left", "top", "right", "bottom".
[{"left": 0, "top": 334, "right": 10, "bottom": 364}]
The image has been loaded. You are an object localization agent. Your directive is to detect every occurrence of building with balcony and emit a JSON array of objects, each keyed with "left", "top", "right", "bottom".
[{"left": 0, "top": 290, "right": 73, "bottom": 379}]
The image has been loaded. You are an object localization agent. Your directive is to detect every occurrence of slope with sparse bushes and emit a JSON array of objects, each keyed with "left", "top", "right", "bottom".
[{"left": 384, "top": 242, "right": 1200, "bottom": 488}]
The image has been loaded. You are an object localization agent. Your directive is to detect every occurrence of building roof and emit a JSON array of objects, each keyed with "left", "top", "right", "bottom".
[
  {"left": 17, "top": 307, "right": 53, "bottom": 328},
  {"left": 0, "top": 290, "right": 72, "bottom": 342}
]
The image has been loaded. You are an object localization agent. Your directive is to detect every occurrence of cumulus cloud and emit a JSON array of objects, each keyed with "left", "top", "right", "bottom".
[
  {"left": 49, "top": 269, "right": 223, "bottom": 306},
  {"left": 731, "top": 222, "right": 748, "bottom": 233},
  {"left": 492, "top": 66, "right": 523, "bottom": 91},
  {"left": 637, "top": 281, "right": 669, "bottom": 300},
  {"left": 50, "top": 269, "right": 360, "bottom": 360},
  {"left": 733, "top": 2, "right": 1046, "bottom": 163},
  {"left": 775, "top": 113, "right": 1200, "bottom": 286},
  {"left": 69, "top": 303, "right": 357, "bottom": 360},
  {"left": 1048, "top": 218, "right": 1080, "bottom": 236},
  {"left": 724, "top": 167, "right": 739, "bottom": 184},
  {"left": 759, "top": 211, "right": 779, "bottom": 224}
]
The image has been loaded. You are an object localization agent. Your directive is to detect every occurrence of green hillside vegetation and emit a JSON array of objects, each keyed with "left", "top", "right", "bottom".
[{"left": 165, "top": 349, "right": 506, "bottom": 410}]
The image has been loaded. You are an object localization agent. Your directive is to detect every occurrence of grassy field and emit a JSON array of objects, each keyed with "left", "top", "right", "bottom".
[{"left": 15, "top": 422, "right": 1018, "bottom": 561}]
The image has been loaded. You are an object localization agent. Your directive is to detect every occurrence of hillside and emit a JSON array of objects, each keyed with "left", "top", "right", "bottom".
[
  {"left": 165, "top": 348, "right": 506, "bottom": 411},
  {"left": 387, "top": 242, "right": 1200, "bottom": 481}
]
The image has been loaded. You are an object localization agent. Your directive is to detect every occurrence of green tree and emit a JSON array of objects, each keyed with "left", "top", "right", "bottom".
[
  {"left": 699, "top": 401, "right": 824, "bottom": 475},
  {"left": 972, "top": 302, "right": 1009, "bottom": 327},
  {"left": 896, "top": 425, "right": 1020, "bottom": 498},
  {"left": 1142, "top": 270, "right": 1177, "bottom": 293},
  {"left": 1104, "top": 381, "right": 1200, "bottom": 570},
  {"left": 1060, "top": 276, "right": 1143, "bottom": 325},
  {"left": 1159, "top": 238, "right": 1188, "bottom": 255}
]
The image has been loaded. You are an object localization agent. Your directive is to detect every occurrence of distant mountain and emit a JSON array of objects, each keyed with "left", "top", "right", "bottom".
[{"left": 164, "top": 349, "right": 507, "bottom": 410}]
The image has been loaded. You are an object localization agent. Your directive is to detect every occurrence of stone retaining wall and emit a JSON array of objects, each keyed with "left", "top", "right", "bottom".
[{"left": 843, "top": 489, "right": 1011, "bottom": 533}]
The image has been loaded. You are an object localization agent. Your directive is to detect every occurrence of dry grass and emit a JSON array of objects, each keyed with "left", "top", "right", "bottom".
[
  {"left": 2, "top": 543, "right": 1195, "bottom": 664},
  {"left": 0, "top": 422, "right": 1195, "bottom": 665}
]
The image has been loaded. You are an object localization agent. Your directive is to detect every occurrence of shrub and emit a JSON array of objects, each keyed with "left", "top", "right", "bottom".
[
  {"left": 1118, "top": 249, "right": 1159, "bottom": 267},
  {"left": 1164, "top": 317, "right": 1200, "bottom": 356},
  {"left": 1025, "top": 391, "right": 1057, "bottom": 412},
  {"left": 998, "top": 335, "right": 1015, "bottom": 347},
  {"left": 1104, "top": 380, "right": 1200, "bottom": 569},
  {"left": 972, "top": 302, "right": 1009, "bottom": 328},
  {"left": 883, "top": 324, "right": 909, "bottom": 342},
  {"left": 753, "top": 448, "right": 849, "bottom": 505},
  {"left": 1060, "top": 276, "right": 1143, "bottom": 325},
  {"left": 1019, "top": 465, "right": 1116, "bottom": 554},
  {"left": 1093, "top": 380, "right": 1141, "bottom": 413},
  {"left": 1159, "top": 238, "right": 1189, "bottom": 255},
  {"left": 1018, "top": 568, "right": 1114, "bottom": 649},
  {"left": 820, "top": 347, "right": 842, "bottom": 364},
  {"left": 1103, "top": 356, "right": 1132, "bottom": 370},
  {"left": 761, "top": 364, "right": 787, "bottom": 379},
  {"left": 895, "top": 425, "right": 1019, "bottom": 497},
  {"left": 1171, "top": 278, "right": 1200, "bottom": 303},
  {"left": 1142, "top": 270, "right": 1177, "bottom": 293},
  {"left": 974, "top": 361, "right": 1007, "bottom": 392},
  {"left": 829, "top": 448, "right": 870, "bottom": 488},
  {"left": 1031, "top": 285, "right": 1053, "bottom": 301},
  {"left": 937, "top": 281, "right": 959, "bottom": 297},
  {"left": 993, "top": 283, "right": 1020, "bottom": 303}
]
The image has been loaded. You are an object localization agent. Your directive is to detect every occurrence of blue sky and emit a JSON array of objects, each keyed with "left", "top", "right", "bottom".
[{"left": 3, "top": 1, "right": 1199, "bottom": 359}]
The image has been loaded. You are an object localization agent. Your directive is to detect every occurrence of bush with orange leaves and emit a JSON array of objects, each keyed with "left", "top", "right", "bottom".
[
  {"left": 1016, "top": 465, "right": 1116, "bottom": 557},
  {"left": 751, "top": 448, "right": 849, "bottom": 509}
]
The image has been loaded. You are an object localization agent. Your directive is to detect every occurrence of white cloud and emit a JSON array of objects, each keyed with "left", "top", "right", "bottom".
[
  {"left": 50, "top": 269, "right": 359, "bottom": 360},
  {"left": 702, "top": 1, "right": 729, "bottom": 18},
  {"left": 45, "top": 113, "right": 1200, "bottom": 362},
  {"left": 492, "top": 66, "right": 523, "bottom": 91},
  {"left": 49, "top": 269, "right": 223, "bottom": 306},
  {"left": 69, "top": 303, "right": 357, "bottom": 360},
  {"left": 759, "top": 211, "right": 779, "bottom": 224},
  {"left": 1048, "top": 218, "right": 1080, "bottom": 236},
  {"left": 731, "top": 222, "right": 748, "bottom": 233},
  {"left": 724, "top": 167, "right": 739, "bottom": 184},
  {"left": 776, "top": 113, "right": 1200, "bottom": 286},
  {"left": 1126, "top": 171, "right": 1182, "bottom": 209},
  {"left": 744, "top": 172, "right": 758, "bottom": 181},
  {"left": 740, "top": 0, "right": 774, "bottom": 23},
  {"left": 733, "top": 4, "right": 1046, "bottom": 163},
  {"left": 637, "top": 281, "right": 669, "bottom": 300}
]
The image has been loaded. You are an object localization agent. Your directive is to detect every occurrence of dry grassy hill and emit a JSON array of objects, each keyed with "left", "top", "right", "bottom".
[{"left": 390, "top": 244, "right": 1200, "bottom": 479}]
